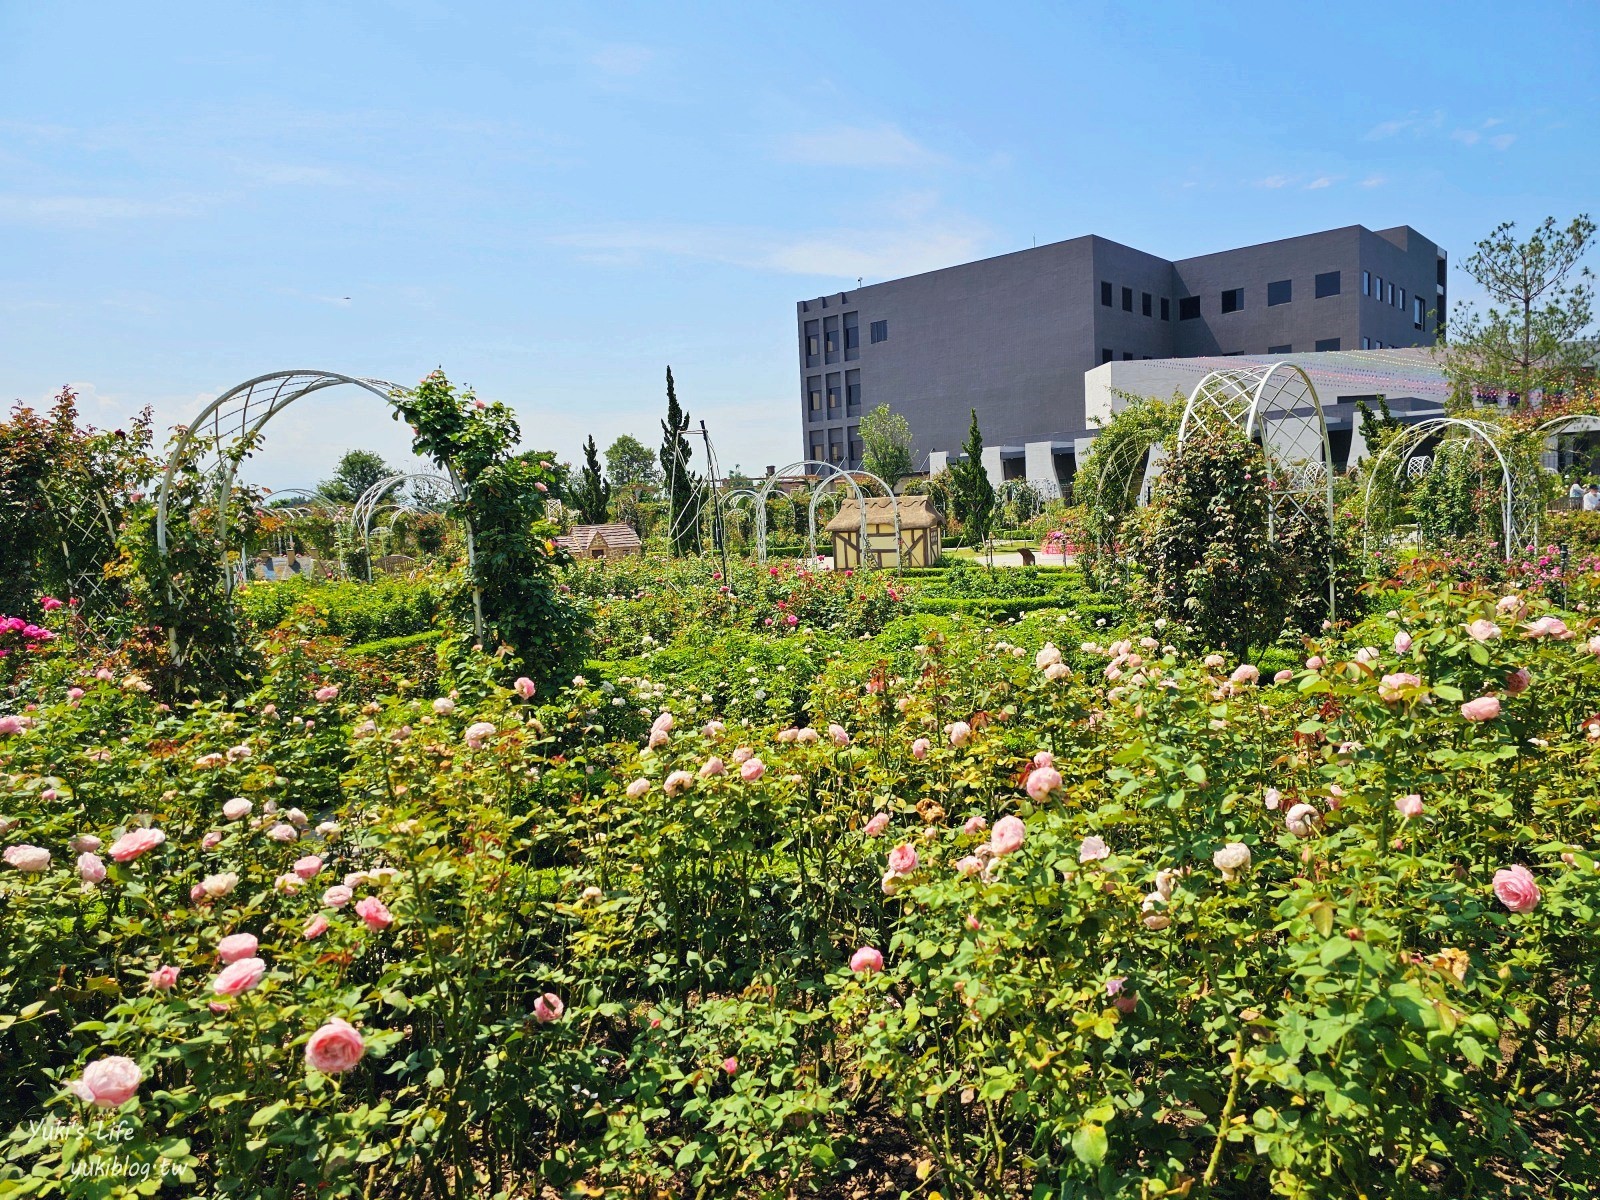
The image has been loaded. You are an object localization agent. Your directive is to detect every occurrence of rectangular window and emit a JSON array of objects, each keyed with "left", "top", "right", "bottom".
[
  {"left": 1160, "top": 297, "right": 1170, "bottom": 321},
  {"left": 1101, "top": 348, "right": 1114, "bottom": 364},
  {"left": 1221, "top": 287, "right": 1244, "bottom": 313},
  {"left": 1315, "top": 337, "right": 1341, "bottom": 352},
  {"left": 1397, "top": 287, "right": 1405, "bottom": 312},
  {"left": 845, "top": 369, "right": 861, "bottom": 410},
  {"left": 826, "top": 373, "right": 841, "bottom": 411},
  {"left": 1361, "top": 337, "right": 1371, "bottom": 350},
  {"left": 1362, "top": 271, "right": 1371, "bottom": 297},
  {"left": 1437, "top": 256, "right": 1448, "bottom": 286},
  {"left": 823, "top": 315, "right": 839, "bottom": 364},
  {"left": 1122, "top": 352, "right": 1134, "bottom": 361},
  {"left": 804, "top": 320, "right": 820, "bottom": 366},
  {"left": 1413, "top": 295, "right": 1425, "bottom": 330},
  {"left": 1315, "top": 270, "right": 1340, "bottom": 298},
  {"left": 1141, "top": 292, "right": 1152, "bottom": 317},
  {"left": 1268, "top": 344, "right": 1292, "bottom": 354},
  {"left": 1267, "top": 279, "right": 1292, "bottom": 306},
  {"left": 842, "top": 312, "right": 859, "bottom": 359},
  {"left": 1179, "top": 296, "right": 1201, "bottom": 320},
  {"left": 1373, "top": 275, "right": 1382, "bottom": 301},
  {"left": 1100, "top": 281, "right": 1113, "bottom": 307},
  {"left": 807, "top": 376, "right": 822, "bottom": 415},
  {"left": 811, "top": 443, "right": 824, "bottom": 462},
  {"left": 870, "top": 319, "right": 888, "bottom": 344},
  {"left": 1386, "top": 281, "right": 1395, "bottom": 306},
  {"left": 1121, "top": 286, "right": 1133, "bottom": 312}
]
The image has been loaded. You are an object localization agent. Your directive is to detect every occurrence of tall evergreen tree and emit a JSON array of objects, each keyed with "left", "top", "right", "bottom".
[
  {"left": 658, "top": 366, "right": 701, "bottom": 555},
  {"left": 568, "top": 434, "right": 612, "bottom": 525},
  {"left": 948, "top": 408, "right": 996, "bottom": 554}
]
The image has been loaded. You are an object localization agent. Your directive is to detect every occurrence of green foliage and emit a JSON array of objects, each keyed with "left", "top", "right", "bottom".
[
  {"left": 658, "top": 367, "right": 703, "bottom": 556},
  {"left": 948, "top": 410, "right": 996, "bottom": 549},
  {"left": 858, "top": 403, "right": 915, "bottom": 489},
  {"left": 234, "top": 574, "right": 444, "bottom": 643},
  {"left": 567, "top": 434, "right": 612, "bottom": 525},
  {"left": 604, "top": 432, "right": 660, "bottom": 491},
  {"left": 1074, "top": 391, "right": 1183, "bottom": 590},
  {"left": 317, "top": 449, "right": 393, "bottom": 505}
]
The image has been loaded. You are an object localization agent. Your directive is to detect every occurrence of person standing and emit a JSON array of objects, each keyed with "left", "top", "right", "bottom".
[
  {"left": 1585, "top": 484, "right": 1600, "bottom": 512},
  {"left": 1570, "top": 480, "right": 1586, "bottom": 509}
]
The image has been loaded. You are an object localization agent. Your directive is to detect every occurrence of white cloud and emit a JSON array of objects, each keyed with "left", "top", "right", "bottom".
[
  {"left": 1257, "top": 174, "right": 1292, "bottom": 189},
  {"left": 776, "top": 123, "right": 944, "bottom": 169},
  {"left": 1490, "top": 133, "right": 1516, "bottom": 151},
  {"left": 1364, "top": 110, "right": 1445, "bottom": 140},
  {"left": 1360, "top": 175, "right": 1386, "bottom": 188},
  {"left": 1451, "top": 128, "right": 1482, "bottom": 146},
  {"left": 1304, "top": 176, "right": 1336, "bottom": 190}
]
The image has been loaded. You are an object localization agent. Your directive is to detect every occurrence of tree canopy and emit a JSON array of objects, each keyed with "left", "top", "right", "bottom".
[
  {"left": 604, "top": 434, "right": 660, "bottom": 491},
  {"left": 319, "top": 449, "right": 394, "bottom": 504},
  {"left": 859, "top": 404, "right": 915, "bottom": 489}
]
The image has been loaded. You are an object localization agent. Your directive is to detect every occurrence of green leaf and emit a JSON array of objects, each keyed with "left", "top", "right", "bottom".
[{"left": 1071, "top": 1123, "right": 1108, "bottom": 1166}]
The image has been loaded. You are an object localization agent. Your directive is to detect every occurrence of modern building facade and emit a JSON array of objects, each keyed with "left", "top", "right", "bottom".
[{"left": 795, "top": 224, "right": 1447, "bottom": 489}]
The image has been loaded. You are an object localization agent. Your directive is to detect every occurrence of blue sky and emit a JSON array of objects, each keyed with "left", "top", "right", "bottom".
[{"left": 3, "top": 0, "right": 1597, "bottom": 488}]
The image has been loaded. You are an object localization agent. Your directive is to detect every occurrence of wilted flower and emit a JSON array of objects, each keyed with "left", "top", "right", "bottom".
[{"left": 1285, "top": 803, "right": 1320, "bottom": 838}]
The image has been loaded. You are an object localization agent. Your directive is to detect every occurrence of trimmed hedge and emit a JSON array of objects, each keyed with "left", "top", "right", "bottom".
[{"left": 236, "top": 575, "right": 444, "bottom": 643}]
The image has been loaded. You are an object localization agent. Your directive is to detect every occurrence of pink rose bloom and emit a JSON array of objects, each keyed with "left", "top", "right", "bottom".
[
  {"left": 200, "top": 872, "right": 238, "bottom": 897},
  {"left": 189, "top": 883, "right": 207, "bottom": 903},
  {"left": 3, "top": 844, "right": 49, "bottom": 872},
  {"left": 722, "top": 1056, "right": 738, "bottom": 1075},
  {"left": 850, "top": 946, "right": 884, "bottom": 974},
  {"left": 626, "top": 778, "right": 650, "bottom": 799},
  {"left": 41, "top": 595, "right": 63, "bottom": 610},
  {"left": 1492, "top": 864, "right": 1541, "bottom": 913},
  {"left": 69, "top": 834, "right": 101, "bottom": 853},
  {"left": 149, "top": 965, "right": 180, "bottom": 991},
  {"left": 948, "top": 721, "right": 971, "bottom": 748},
  {"left": 1587, "top": 635, "right": 1600, "bottom": 657},
  {"left": 464, "top": 721, "right": 496, "bottom": 750},
  {"left": 1524, "top": 616, "right": 1572, "bottom": 641},
  {"left": 1461, "top": 695, "right": 1501, "bottom": 722},
  {"left": 990, "top": 815, "right": 1026, "bottom": 856},
  {"left": 739, "top": 757, "right": 766, "bottom": 782},
  {"left": 911, "top": 737, "right": 930, "bottom": 760},
  {"left": 67, "top": 686, "right": 84, "bottom": 701},
  {"left": 217, "top": 933, "right": 259, "bottom": 964},
  {"left": 514, "top": 677, "right": 536, "bottom": 700},
  {"left": 1025, "top": 766, "right": 1063, "bottom": 802},
  {"left": 886, "top": 843, "right": 918, "bottom": 875},
  {"left": 290, "top": 855, "right": 322, "bottom": 880},
  {"left": 863, "top": 812, "right": 890, "bottom": 838},
  {"left": 955, "top": 855, "right": 981, "bottom": 876},
  {"left": 222, "top": 798, "right": 251, "bottom": 821},
  {"left": 67, "top": 1056, "right": 141, "bottom": 1109},
  {"left": 1395, "top": 794, "right": 1424, "bottom": 819},
  {"left": 777, "top": 727, "right": 798, "bottom": 743},
  {"left": 1285, "top": 803, "right": 1320, "bottom": 838},
  {"left": 432, "top": 697, "right": 455, "bottom": 715},
  {"left": 795, "top": 727, "right": 820, "bottom": 745},
  {"left": 828, "top": 723, "right": 850, "bottom": 747},
  {"left": 1467, "top": 619, "right": 1500, "bottom": 642},
  {"left": 77, "top": 852, "right": 106, "bottom": 883},
  {"left": 1305, "top": 655, "right": 1325, "bottom": 670},
  {"left": 201, "top": 831, "right": 224, "bottom": 851},
  {"left": 1032, "top": 750, "right": 1054, "bottom": 768},
  {"left": 663, "top": 770, "right": 694, "bottom": 796},
  {"left": 1505, "top": 667, "right": 1531, "bottom": 695},
  {"left": 315, "top": 685, "right": 340, "bottom": 702},
  {"left": 109, "top": 828, "right": 165, "bottom": 862},
  {"left": 699, "top": 756, "right": 726, "bottom": 778},
  {"left": 1078, "top": 835, "right": 1109, "bottom": 863},
  {"left": 534, "top": 992, "right": 565, "bottom": 1023},
  {"left": 267, "top": 823, "right": 299, "bottom": 842},
  {"left": 305, "top": 1017, "right": 366, "bottom": 1073},
  {"left": 355, "top": 896, "right": 393, "bottom": 930},
  {"left": 963, "top": 815, "right": 987, "bottom": 836},
  {"left": 1273, "top": 669, "right": 1293, "bottom": 684},
  {"left": 212, "top": 957, "right": 267, "bottom": 996},
  {"left": 0, "top": 716, "right": 27, "bottom": 735},
  {"left": 1393, "top": 630, "right": 1413, "bottom": 654},
  {"left": 323, "top": 885, "right": 354, "bottom": 908},
  {"left": 1378, "top": 672, "right": 1421, "bottom": 702},
  {"left": 785, "top": 613, "right": 798, "bottom": 627},
  {"left": 275, "top": 873, "right": 303, "bottom": 894},
  {"left": 731, "top": 746, "right": 753, "bottom": 764},
  {"left": 303, "top": 914, "right": 330, "bottom": 940},
  {"left": 702, "top": 719, "right": 725, "bottom": 738},
  {"left": 1230, "top": 663, "right": 1260, "bottom": 685}
]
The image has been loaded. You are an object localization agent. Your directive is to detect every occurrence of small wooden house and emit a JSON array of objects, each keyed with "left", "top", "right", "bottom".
[
  {"left": 825, "top": 495, "right": 942, "bottom": 568},
  {"left": 559, "top": 523, "right": 644, "bottom": 561}
]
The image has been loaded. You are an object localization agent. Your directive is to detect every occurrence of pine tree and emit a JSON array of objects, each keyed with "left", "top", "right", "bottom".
[
  {"left": 658, "top": 366, "right": 702, "bottom": 555},
  {"left": 948, "top": 409, "right": 995, "bottom": 554},
  {"left": 569, "top": 434, "right": 612, "bottom": 525}
]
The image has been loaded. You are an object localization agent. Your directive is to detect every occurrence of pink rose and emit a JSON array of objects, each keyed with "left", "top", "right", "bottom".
[
  {"left": 990, "top": 815, "right": 1026, "bottom": 856},
  {"left": 955, "top": 855, "right": 981, "bottom": 876},
  {"left": 850, "top": 946, "right": 884, "bottom": 974},
  {"left": 212, "top": 957, "right": 267, "bottom": 996},
  {"left": 76, "top": 852, "right": 106, "bottom": 883},
  {"left": 305, "top": 1017, "right": 366, "bottom": 1073},
  {"left": 1395, "top": 794, "right": 1424, "bottom": 819},
  {"left": 731, "top": 746, "right": 753, "bottom": 764},
  {"left": 355, "top": 896, "right": 393, "bottom": 930},
  {"left": 267, "top": 823, "right": 298, "bottom": 842},
  {"left": 739, "top": 758, "right": 765, "bottom": 782},
  {"left": 699, "top": 756, "right": 726, "bottom": 778},
  {"left": 1273, "top": 669, "right": 1294, "bottom": 684},
  {"left": 201, "top": 831, "right": 224, "bottom": 851},
  {"left": 1025, "top": 766, "right": 1062, "bottom": 802},
  {"left": 200, "top": 871, "right": 238, "bottom": 897},
  {"left": 886, "top": 843, "right": 918, "bottom": 876},
  {"left": 514, "top": 676, "right": 536, "bottom": 700},
  {"left": 534, "top": 992, "right": 565, "bottom": 1023},
  {"left": 293, "top": 855, "right": 324, "bottom": 880},
  {"left": 911, "top": 737, "right": 930, "bottom": 760},
  {"left": 664, "top": 770, "right": 694, "bottom": 796},
  {"left": 948, "top": 721, "right": 971, "bottom": 748},
  {"left": 222, "top": 798, "right": 251, "bottom": 821},
  {"left": 795, "top": 727, "right": 820, "bottom": 745},
  {"left": 1524, "top": 616, "right": 1572, "bottom": 641},
  {"left": 1393, "top": 630, "right": 1413, "bottom": 654},
  {"left": 963, "top": 815, "right": 987, "bottom": 836},
  {"left": 464, "top": 721, "right": 497, "bottom": 750},
  {"left": 1492, "top": 864, "right": 1540, "bottom": 913},
  {"left": 67, "top": 1056, "right": 141, "bottom": 1108},
  {"left": 1505, "top": 667, "right": 1531, "bottom": 695},
  {"left": 108, "top": 828, "right": 165, "bottom": 862},
  {"left": 67, "top": 686, "right": 84, "bottom": 701},
  {"left": 1229, "top": 663, "right": 1259, "bottom": 685},
  {"left": 1078, "top": 835, "right": 1109, "bottom": 863},
  {"left": 217, "top": 933, "right": 259, "bottom": 964},
  {"left": 315, "top": 685, "right": 340, "bottom": 702},
  {"left": 702, "top": 719, "right": 725, "bottom": 738},
  {"left": 432, "top": 697, "right": 455, "bottom": 715},
  {"left": 149, "top": 965, "right": 180, "bottom": 991},
  {"left": 303, "top": 914, "right": 330, "bottom": 940},
  {"left": 722, "top": 1056, "right": 738, "bottom": 1075},
  {"left": 1460, "top": 695, "right": 1501, "bottom": 722},
  {"left": 626, "top": 778, "right": 650, "bottom": 799},
  {"left": 1378, "top": 672, "right": 1421, "bottom": 702},
  {"left": 323, "top": 885, "right": 354, "bottom": 908},
  {"left": 69, "top": 834, "right": 101, "bottom": 853},
  {"left": 4, "top": 844, "right": 50, "bottom": 872},
  {"left": 1467, "top": 619, "right": 1500, "bottom": 642},
  {"left": 828, "top": 723, "right": 850, "bottom": 747},
  {"left": 1305, "top": 655, "right": 1325, "bottom": 670},
  {"left": 863, "top": 813, "right": 890, "bottom": 838}
]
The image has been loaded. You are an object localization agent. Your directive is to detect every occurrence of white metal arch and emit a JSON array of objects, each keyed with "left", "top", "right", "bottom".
[
  {"left": 1359, "top": 416, "right": 1515, "bottom": 559},
  {"left": 753, "top": 461, "right": 876, "bottom": 567}
]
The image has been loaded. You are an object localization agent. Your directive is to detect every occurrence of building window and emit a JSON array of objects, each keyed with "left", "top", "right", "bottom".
[
  {"left": 824, "top": 315, "right": 839, "bottom": 364},
  {"left": 811, "top": 442, "right": 824, "bottom": 462},
  {"left": 804, "top": 320, "right": 820, "bottom": 367},
  {"left": 1438, "top": 256, "right": 1448, "bottom": 286},
  {"left": 1221, "top": 287, "right": 1244, "bottom": 314},
  {"left": 1178, "top": 296, "right": 1201, "bottom": 321},
  {"left": 1315, "top": 270, "right": 1340, "bottom": 298},
  {"left": 845, "top": 369, "right": 861, "bottom": 411},
  {"left": 1361, "top": 337, "right": 1370, "bottom": 350},
  {"left": 1413, "top": 295, "right": 1425, "bottom": 330},
  {"left": 1142, "top": 291, "right": 1152, "bottom": 317},
  {"left": 870, "top": 319, "right": 888, "bottom": 344},
  {"left": 1160, "top": 297, "right": 1170, "bottom": 321},
  {"left": 1121, "top": 286, "right": 1133, "bottom": 312},
  {"left": 1362, "top": 271, "right": 1371, "bottom": 297},
  {"left": 843, "top": 312, "right": 859, "bottom": 360},
  {"left": 1315, "top": 337, "right": 1341, "bottom": 352},
  {"left": 1100, "top": 281, "right": 1113, "bottom": 307},
  {"left": 1373, "top": 275, "right": 1382, "bottom": 302},
  {"left": 1101, "top": 348, "right": 1113, "bottom": 364},
  {"left": 826, "top": 373, "right": 841, "bottom": 411},
  {"left": 1122, "top": 352, "right": 1134, "bottom": 361},
  {"left": 1397, "top": 287, "right": 1405, "bottom": 312},
  {"left": 1267, "top": 280, "right": 1292, "bottom": 306},
  {"left": 1268, "top": 344, "right": 1292, "bottom": 354},
  {"left": 1386, "top": 281, "right": 1396, "bottom": 306},
  {"left": 807, "top": 376, "right": 822, "bottom": 416}
]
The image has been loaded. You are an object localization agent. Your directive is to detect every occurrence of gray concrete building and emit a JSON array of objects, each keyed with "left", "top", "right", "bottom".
[{"left": 795, "top": 224, "right": 1447, "bottom": 492}]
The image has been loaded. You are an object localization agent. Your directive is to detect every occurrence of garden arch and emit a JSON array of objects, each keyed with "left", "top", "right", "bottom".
[
  {"left": 348, "top": 471, "right": 461, "bottom": 581},
  {"left": 754, "top": 462, "right": 879, "bottom": 566},
  {"left": 1359, "top": 416, "right": 1515, "bottom": 560},
  {"left": 154, "top": 370, "right": 482, "bottom": 657}
]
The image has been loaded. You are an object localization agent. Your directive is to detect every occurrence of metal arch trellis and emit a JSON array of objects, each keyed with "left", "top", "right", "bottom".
[
  {"left": 752, "top": 462, "right": 880, "bottom": 568},
  {"left": 153, "top": 370, "right": 484, "bottom": 660},
  {"left": 1516, "top": 414, "right": 1600, "bottom": 550},
  {"left": 1178, "top": 362, "right": 1337, "bottom": 614},
  {"left": 715, "top": 488, "right": 764, "bottom": 557},
  {"left": 1358, "top": 416, "right": 1515, "bottom": 560},
  {"left": 347, "top": 471, "right": 461, "bottom": 582},
  {"left": 255, "top": 487, "right": 347, "bottom": 572}
]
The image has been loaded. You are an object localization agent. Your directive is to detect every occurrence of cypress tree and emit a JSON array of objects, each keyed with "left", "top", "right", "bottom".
[
  {"left": 949, "top": 408, "right": 996, "bottom": 553},
  {"left": 658, "top": 366, "right": 701, "bottom": 555},
  {"left": 569, "top": 434, "right": 612, "bottom": 525}
]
